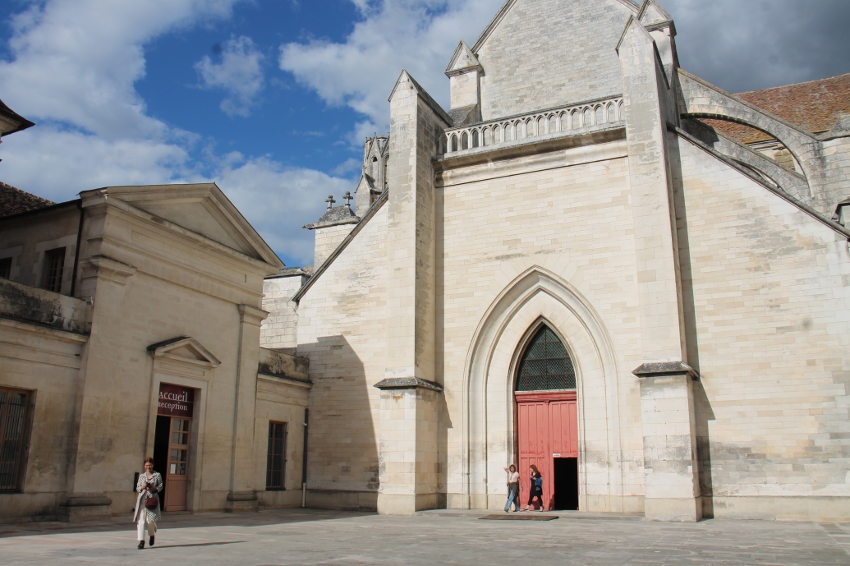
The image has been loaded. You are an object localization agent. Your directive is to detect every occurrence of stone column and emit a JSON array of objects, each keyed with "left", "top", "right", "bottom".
[
  {"left": 226, "top": 303, "right": 267, "bottom": 511},
  {"left": 635, "top": 363, "right": 701, "bottom": 521},
  {"left": 375, "top": 70, "right": 450, "bottom": 514}
]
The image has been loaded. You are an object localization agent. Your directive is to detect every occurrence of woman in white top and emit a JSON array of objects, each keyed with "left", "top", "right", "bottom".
[
  {"left": 503, "top": 464, "right": 520, "bottom": 512},
  {"left": 133, "top": 457, "right": 163, "bottom": 549}
]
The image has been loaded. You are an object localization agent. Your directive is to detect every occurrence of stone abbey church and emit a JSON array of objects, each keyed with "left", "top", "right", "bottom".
[{"left": 2, "top": 0, "right": 849, "bottom": 524}]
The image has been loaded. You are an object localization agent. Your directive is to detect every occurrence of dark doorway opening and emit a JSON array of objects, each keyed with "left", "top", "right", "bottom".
[
  {"left": 153, "top": 415, "right": 169, "bottom": 504},
  {"left": 554, "top": 457, "right": 578, "bottom": 510}
]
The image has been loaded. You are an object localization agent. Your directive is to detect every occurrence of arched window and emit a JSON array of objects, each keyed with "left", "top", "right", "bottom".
[{"left": 515, "top": 325, "right": 575, "bottom": 391}]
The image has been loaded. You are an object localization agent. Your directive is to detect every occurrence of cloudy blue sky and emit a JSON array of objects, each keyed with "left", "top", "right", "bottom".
[{"left": 1, "top": 0, "right": 848, "bottom": 266}]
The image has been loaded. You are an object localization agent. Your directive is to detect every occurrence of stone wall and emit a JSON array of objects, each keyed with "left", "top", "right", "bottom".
[
  {"left": 294, "top": 203, "right": 389, "bottom": 510},
  {"left": 476, "top": 0, "right": 634, "bottom": 120},
  {"left": 677, "top": 134, "right": 850, "bottom": 520},
  {"left": 436, "top": 137, "right": 646, "bottom": 512},
  {"left": 261, "top": 272, "right": 307, "bottom": 350}
]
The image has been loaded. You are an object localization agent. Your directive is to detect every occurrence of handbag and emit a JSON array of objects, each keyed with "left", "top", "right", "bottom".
[{"left": 144, "top": 492, "right": 159, "bottom": 509}]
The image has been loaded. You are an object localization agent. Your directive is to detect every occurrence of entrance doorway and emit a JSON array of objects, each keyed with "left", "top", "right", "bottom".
[
  {"left": 554, "top": 457, "right": 578, "bottom": 510},
  {"left": 514, "top": 324, "right": 578, "bottom": 511},
  {"left": 154, "top": 383, "right": 195, "bottom": 512}
]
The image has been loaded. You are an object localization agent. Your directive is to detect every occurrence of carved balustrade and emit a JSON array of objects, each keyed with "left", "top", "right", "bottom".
[{"left": 442, "top": 96, "right": 624, "bottom": 157}]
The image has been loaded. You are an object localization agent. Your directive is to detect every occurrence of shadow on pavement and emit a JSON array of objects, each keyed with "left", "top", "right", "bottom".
[
  {"left": 147, "top": 540, "right": 246, "bottom": 549},
  {"left": 0, "top": 508, "right": 376, "bottom": 538}
]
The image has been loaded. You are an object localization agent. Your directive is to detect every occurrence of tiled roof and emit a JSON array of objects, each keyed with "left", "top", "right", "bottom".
[
  {"left": 0, "top": 181, "right": 54, "bottom": 218},
  {"left": 701, "top": 73, "right": 850, "bottom": 144}
]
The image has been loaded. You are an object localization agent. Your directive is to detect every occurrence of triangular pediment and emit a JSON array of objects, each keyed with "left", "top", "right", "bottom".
[
  {"left": 472, "top": 0, "right": 639, "bottom": 52},
  {"left": 445, "top": 41, "right": 483, "bottom": 76},
  {"left": 638, "top": 0, "right": 672, "bottom": 27},
  {"left": 147, "top": 336, "right": 221, "bottom": 368},
  {"left": 82, "top": 183, "right": 282, "bottom": 267},
  {"left": 468, "top": 0, "right": 642, "bottom": 120}
]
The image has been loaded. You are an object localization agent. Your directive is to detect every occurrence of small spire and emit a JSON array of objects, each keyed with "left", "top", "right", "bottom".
[
  {"left": 343, "top": 191, "right": 352, "bottom": 207},
  {"left": 326, "top": 194, "right": 336, "bottom": 209}
]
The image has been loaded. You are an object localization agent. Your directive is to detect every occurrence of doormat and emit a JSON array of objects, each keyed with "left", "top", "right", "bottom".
[{"left": 479, "top": 514, "right": 558, "bottom": 521}]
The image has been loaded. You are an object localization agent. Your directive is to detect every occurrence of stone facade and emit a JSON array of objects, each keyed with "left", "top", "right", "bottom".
[
  {"left": 0, "top": 183, "right": 310, "bottom": 522},
  {"left": 267, "top": 0, "right": 850, "bottom": 522}
]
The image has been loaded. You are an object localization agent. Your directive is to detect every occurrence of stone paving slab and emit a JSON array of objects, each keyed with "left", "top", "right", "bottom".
[{"left": 0, "top": 509, "right": 848, "bottom": 565}]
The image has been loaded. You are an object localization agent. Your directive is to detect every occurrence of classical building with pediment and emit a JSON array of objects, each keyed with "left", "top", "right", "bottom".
[
  {"left": 0, "top": 180, "right": 310, "bottom": 521},
  {"left": 263, "top": 0, "right": 850, "bottom": 521}
]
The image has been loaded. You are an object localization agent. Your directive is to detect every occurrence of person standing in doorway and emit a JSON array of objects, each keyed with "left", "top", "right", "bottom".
[
  {"left": 133, "top": 456, "right": 163, "bottom": 549},
  {"left": 524, "top": 464, "right": 544, "bottom": 511},
  {"left": 503, "top": 464, "right": 520, "bottom": 512}
]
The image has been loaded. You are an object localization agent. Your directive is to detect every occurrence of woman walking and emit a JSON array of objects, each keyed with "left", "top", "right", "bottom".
[
  {"left": 524, "top": 464, "right": 544, "bottom": 511},
  {"left": 503, "top": 464, "right": 520, "bottom": 512},
  {"left": 133, "top": 456, "right": 163, "bottom": 549}
]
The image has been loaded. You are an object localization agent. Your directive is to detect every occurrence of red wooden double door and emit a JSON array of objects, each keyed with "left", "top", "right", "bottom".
[{"left": 516, "top": 390, "right": 579, "bottom": 511}]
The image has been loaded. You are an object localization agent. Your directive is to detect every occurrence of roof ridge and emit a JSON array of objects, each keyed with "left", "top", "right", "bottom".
[{"left": 736, "top": 72, "right": 850, "bottom": 96}]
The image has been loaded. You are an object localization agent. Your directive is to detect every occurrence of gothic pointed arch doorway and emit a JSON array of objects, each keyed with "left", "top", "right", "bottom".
[{"left": 515, "top": 323, "right": 579, "bottom": 511}]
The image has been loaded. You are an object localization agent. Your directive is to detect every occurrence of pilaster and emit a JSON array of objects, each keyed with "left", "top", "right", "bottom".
[
  {"left": 634, "top": 362, "right": 701, "bottom": 521},
  {"left": 226, "top": 303, "right": 267, "bottom": 511},
  {"left": 62, "top": 254, "right": 136, "bottom": 520}
]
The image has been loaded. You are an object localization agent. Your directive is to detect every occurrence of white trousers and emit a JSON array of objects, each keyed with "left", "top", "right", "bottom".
[{"left": 136, "top": 514, "right": 157, "bottom": 540}]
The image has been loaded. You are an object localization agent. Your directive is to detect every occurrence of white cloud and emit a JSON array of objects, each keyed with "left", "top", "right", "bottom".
[
  {"left": 0, "top": 126, "right": 195, "bottom": 201},
  {"left": 0, "top": 126, "right": 352, "bottom": 266},
  {"left": 0, "top": 0, "right": 352, "bottom": 266},
  {"left": 212, "top": 156, "right": 351, "bottom": 265},
  {"left": 0, "top": 0, "right": 240, "bottom": 140},
  {"left": 279, "top": 0, "right": 504, "bottom": 131},
  {"left": 195, "top": 35, "right": 265, "bottom": 117}
]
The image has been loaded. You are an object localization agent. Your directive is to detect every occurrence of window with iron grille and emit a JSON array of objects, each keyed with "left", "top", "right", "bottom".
[
  {"left": 0, "top": 257, "right": 11, "bottom": 279},
  {"left": 515, "top": 325, "right": 576, "bottom": 392},
  {"left": 41, "top": 247, "right": 65, "bottom": 292},
  {"left": 266, "top": 421, "right": 287, "bottom": 490},
  {"left": 0, "top": 387, "right": 33, "bottom": 492}
]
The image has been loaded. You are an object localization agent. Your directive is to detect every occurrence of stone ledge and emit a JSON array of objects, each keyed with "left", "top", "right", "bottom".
[
  {"left": 374, "top": 377, "right": 444, "bottom": 392},
  {"left": 226, "top": 491, "right": 258, "bottom": 502},
  {"left": 63, "top": 494, "right": 112, "bottom": 507},
  {"left": 632, "top": 361, "right": 699, "bottom": 380}
]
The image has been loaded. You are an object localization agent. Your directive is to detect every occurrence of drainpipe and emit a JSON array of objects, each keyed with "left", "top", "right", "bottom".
[{"left": 69, "top": 199, "right": 84, "bottom": 297}]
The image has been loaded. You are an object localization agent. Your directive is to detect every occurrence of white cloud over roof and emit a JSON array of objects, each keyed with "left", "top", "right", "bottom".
[{"left": 195, "top": 36, "right": 265, "bottom": 117}]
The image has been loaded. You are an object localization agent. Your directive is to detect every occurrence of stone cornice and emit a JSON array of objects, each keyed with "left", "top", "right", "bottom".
[
  {"left": 80, "top": 254, "right": 136, "bottom": 286},
  {"left": 632, "top": 361, "right": 699, "bottom": 380},
  {"left": 374, "top": 377, "right": 444, "bottom": 392},
  {"left": 238, "top": 303, "right": 268, "bottom": 326}
]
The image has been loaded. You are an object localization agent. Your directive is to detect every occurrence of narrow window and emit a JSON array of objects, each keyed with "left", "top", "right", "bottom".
[
  {"left": 0, "top": 257, "right": 11, "bottom": 279},
  {"left": 0, "top": 387, "right": 33, "bottom": 492},
  {"left": 41, "top": 247, "right": 65, "bottom": 292},
  {"left": 515, "top": 325, "right": 576, "bottom": 392},
  {"left": 266, "top": 421, "right": 287, "bottom": 490}
]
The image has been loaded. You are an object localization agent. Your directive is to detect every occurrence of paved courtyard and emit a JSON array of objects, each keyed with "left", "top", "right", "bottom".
[{"left": 1, "top": 508, "right": 849, "bottom": 565}]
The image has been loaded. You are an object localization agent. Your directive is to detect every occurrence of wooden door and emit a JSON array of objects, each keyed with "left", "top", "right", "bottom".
[
  {"left": 516, "top": 391, "right": 577, "bottom": 510},
  {"left": 164, "top": 416, "right": 190, "bottom": 511}
]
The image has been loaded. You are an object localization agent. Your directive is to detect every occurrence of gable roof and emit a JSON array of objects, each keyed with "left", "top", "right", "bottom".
[
  {"left": 472, "top": 0, "right": 639, "bottom": 51},
  {"left": 80, "top": 183, "right": 282, "bottom": 268},
  {"left": 0, "top": 181, "right": 54, "bottom": 218},
  {"left": 703, "top": 73, "right": 850, "bottom": 144}
]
